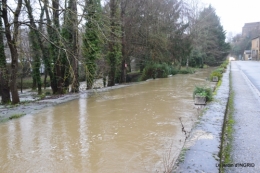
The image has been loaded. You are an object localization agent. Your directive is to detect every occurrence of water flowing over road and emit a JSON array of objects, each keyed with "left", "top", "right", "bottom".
[{"left": 0, "top": 68, "right": 214, "bottom": 173}]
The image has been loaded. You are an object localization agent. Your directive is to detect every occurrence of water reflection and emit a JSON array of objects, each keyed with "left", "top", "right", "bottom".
[{"left": 0, "top": 68, "right": 214, "bottom": 172}]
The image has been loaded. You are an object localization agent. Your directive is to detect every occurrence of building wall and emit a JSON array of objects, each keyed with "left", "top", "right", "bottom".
[
  {"left": 243, "top": 50, "right": 251, "bottom": 60},
  {"left": 252, "top": 37, "right": 260, "bottom": 60},
  {"left": 244, "top": 54, "right": 250, "bottom": 60}
]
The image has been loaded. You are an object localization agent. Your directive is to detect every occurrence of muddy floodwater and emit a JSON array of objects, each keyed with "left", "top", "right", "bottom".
[{"left": 0, "top": 68, "right": 214, "bottom": 173}]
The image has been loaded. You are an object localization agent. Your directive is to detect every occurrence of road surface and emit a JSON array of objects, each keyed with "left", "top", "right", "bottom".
[{"left": 225, "top": 61, "right": 260, "bottom": 172}]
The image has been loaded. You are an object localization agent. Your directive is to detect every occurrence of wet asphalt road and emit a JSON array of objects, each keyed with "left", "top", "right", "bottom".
[{"left": 225, "top": 61, "right": 260, "bottom": 172}]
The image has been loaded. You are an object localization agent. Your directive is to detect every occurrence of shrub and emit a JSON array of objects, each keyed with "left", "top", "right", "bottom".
[
  {"left": 45, "top": 91, "right": 51, "bottom": 95},
  {"left": 170, "top": 67, "right": 178, "bottom": 75},
  {"left": 126, "top": 72, "right": 142, "bottom": 82},
  {"left": 220, "top": 60, "right": 229, "bottom": 69},
  {"left": 178, "top": 68, "right": 195, "bottom": 74},
  {"left": 210, "top": 70, "right": 223, "bottom": 81},
  {"left": 39, "top": 93, "right": 46, "bottom": 99},
  {"left": 193, "top": 86, "right": 213, "bottom": 102},
  {"left": 216, "top": 67, "right": 224, "bottom": 73},
  {"left": 141, "top": 63, "right": 172, "bottom": 80}
]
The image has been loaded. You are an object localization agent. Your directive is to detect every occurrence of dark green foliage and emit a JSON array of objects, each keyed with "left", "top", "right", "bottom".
[
  {"left": 170, "top": 24, "right": 192, "bottom": 65},
  {"left": 188, "top": 49, "right": 206, "bottom": 68},
  {"left": 193, "top": 86, "right": 213, "bottom": 102},
  {"left": 83, "top": 0, "right": 102, "bottom": 89},
  {"left": 141, "top": 63, "right": 172, "bottom": 80},
  {"left": 170, "top": 66, "right": 179, "bottom": 75}
]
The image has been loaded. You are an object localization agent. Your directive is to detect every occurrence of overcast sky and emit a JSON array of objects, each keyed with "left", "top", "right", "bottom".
[{"left": 201, "top": 0, "right": 260, "bottom": 35}]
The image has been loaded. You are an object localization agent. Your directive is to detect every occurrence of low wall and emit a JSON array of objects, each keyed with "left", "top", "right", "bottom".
[{"left": 173, "top": 65, "right": 230, "bottom": 172}]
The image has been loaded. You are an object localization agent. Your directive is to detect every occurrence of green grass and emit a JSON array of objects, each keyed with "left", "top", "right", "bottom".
[
  {"left": 220, "top": 85, "right": 235, "bottom": 172},
  {"left": 178, "top": 148, "right": 189, "bottom": 163},
  {"left": 213, "top": 79, "right": 222, "bottom": 95},
  {"left": 0, "top": 113, "right": 26, "bottom": 123},
  {"left": 9, "top": 113, "right": 26, "bottom": 120}
]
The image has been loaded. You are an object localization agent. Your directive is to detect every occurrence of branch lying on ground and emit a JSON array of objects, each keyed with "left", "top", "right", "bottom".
[{"left": 179, "top": 117, "right": 189, "bottom": 140}]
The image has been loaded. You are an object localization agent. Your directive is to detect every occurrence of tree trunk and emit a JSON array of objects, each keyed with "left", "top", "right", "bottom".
[
  {"left": 69, "top": 0, "right": 79, "bottom": 92},
  {"left": 32, "top": 76, "right": 37, "bottom": 90},
  {"left": 44, "top": 70, "right": 47, "bottom": 89},
  {"left": 43, "top": 0, "right": 60, "bottom": 94},
  {"left": 120, "top": 0, "right": 127, "bottom": 83},
  {"left": 107, "top": 0, "right": 121, "bottom": 86},
  {"left": 0, "top": 68, "right": 11, "bottom": 104},
  {"left": 52, "top": 0, "right": 62, "bottom": 94},
  {"left": 0, "top": 2, "right": 10, "bottom": 104},
  {"left": 108, "top": 66, "right": 116, "bottom": 87},
  {"left": 25, "top": 0, "right": 45, "bottom": 95},
  {"left": 2, "top": 0, "right": 22, "bottom": 104}
]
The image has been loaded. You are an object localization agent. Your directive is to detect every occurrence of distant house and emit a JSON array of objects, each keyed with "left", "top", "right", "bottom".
[
  {"left": 251, "top": 36, "right": 260, "bottom": 61},
  {"left": 244, "top": 50, "right": 251, "bottom": 60}
]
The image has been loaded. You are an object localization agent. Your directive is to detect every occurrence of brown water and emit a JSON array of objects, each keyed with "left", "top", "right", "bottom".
[{"left": 0, "top": 68, "right": 213, "bottom": 173}]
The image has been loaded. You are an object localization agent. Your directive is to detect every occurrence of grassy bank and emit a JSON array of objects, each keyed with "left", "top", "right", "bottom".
[{"left": 0, "top": 113, "right": 26, "bottom": 123}]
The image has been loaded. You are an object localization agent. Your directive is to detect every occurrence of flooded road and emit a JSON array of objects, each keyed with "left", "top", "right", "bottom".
[{"left": 0, "top": 68, "right": 214, "bottom": 173}]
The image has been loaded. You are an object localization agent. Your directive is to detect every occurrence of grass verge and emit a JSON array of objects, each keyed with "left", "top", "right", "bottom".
[
  {"left": 0, "top": 113, "right": 26, "bottom": 123},
  {"left": 219, "top": 76, "right": 235, "bottom": 172}
]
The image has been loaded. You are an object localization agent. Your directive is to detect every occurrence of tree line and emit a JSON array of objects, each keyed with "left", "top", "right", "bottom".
[{"left": 0, "top": 0, "right": 230, "bottom": 104}]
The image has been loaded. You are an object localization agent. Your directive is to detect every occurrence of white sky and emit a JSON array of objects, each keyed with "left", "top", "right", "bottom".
[{"left": 201, "top": 0, "right": 260, "bottom": 35}]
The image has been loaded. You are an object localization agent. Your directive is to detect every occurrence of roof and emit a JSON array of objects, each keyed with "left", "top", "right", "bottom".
[
  {"left": 243, "top": 22, "right": 260, "bottom": 28},
  {"left": 252, "top": 36, "right": 260, "bottom": 40}
]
